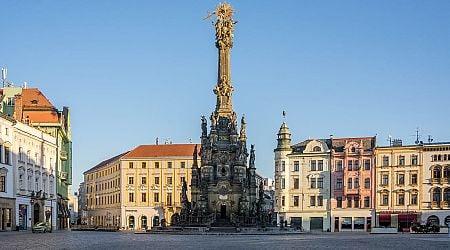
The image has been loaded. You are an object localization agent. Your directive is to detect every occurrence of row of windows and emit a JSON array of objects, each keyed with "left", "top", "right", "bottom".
[
  {"left": 335, "top": 177, "right": 370, "bottom": 190},
  {"left": 128, "top": 176, "right": 186, "bottom": 186},
  {"left": 381, "top": 155, "right": 419, "bottom": 166},
  {"left": 88, "top": 193, "right": 120, "bottom": 207},
  {"left": 281, "top": 195, "right": 324, "bottom": 207},
  {"left": 336, "top": 196, "right": 370, "bottom": 208},
  {"left": 380, "top": 173, "right": 418, "bottom": 186},
  {"left": 86, "top": 164, "right": 120, "bottom": 181},
  {"left": 432, "top": 154, "right": 450, "bottom": 162},
  {"left": 128, "top": 161, "right": 186, "bottom": 169},
  {"left": 128, "top": 192, "right": 172, "bottom": 205},
  {"left": 380, "top": 192, "right": 418, "bottom": 206},
  {"left": 335, "top": 159, "right": 371, "bottom": 171},
  {"left": 88, "top": 178, "right": 120, "bottom": 193}
]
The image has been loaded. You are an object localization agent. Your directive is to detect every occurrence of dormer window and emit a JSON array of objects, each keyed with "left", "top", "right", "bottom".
[
  {"left": 313, "top": 146, "right": 321, "bottom": 152},
  {"left": 31, "top": 100, "right": 38, "bottom": 105},
  {"left": 351, "top": 147, "right": 356, "bottom": 153}
]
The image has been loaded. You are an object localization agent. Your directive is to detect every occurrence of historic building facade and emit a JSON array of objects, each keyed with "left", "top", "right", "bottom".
[
  {"left": 1, "top": 86, "right": 72, "bottom": 230},
  {"left": 374, "top": 144, "right": 423, "bottom": 231},
  {"left": 274, "top": 120, "right": 331, "bottom": 231},
  {"left": 121, "top": 144, "right": 197, "bottom": 229},
  {"left": 13, "top": 120, "right": 58, "bottom": 231},
  {"left": 330, "top": 137, "right": 376, "bottom": 232},
  {"left": 84, "top": 152, "right": 126, "bottom": 228},
  {"left": 422, "top": 143, "right": 450, "bottom": 227},
  {"left": 0, "top": 114, "right": 15, "bottom": 231},
  {"left": 189, "top": 3, "right": 260, "bottom": 226}
]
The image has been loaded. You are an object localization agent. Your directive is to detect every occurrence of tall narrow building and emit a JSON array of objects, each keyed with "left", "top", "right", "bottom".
[{"left": 190, "top": 3, "right": 258, "bottom": 225}]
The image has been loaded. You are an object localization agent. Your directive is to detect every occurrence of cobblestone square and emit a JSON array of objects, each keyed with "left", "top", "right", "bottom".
[{"left": 1, "top": 231, "right": 449, "bottom": 250}]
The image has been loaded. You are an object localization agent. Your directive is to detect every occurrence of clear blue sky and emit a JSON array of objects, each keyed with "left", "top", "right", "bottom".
[{"left": 2, "top": 0, "right": 450, "bottom": 193}]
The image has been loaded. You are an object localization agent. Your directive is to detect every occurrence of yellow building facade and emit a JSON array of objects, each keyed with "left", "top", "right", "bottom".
[
  {"left": 374, "top": 144, "right": 423, "bottom": 231},
  {"left": 83, "top": 152, "right": 127, "bottom": 228},
  {"left": 120, "top": 144, "right": 198, "bottom": 230}
]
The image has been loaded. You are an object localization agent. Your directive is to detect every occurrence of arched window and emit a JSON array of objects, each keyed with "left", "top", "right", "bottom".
[
  {"left": 351, "top": 147, "right": 356, "bottom": 153},
  {"left": 433, "top": 166, "right": 442, "bottom": 179},
  {"left": 432, "top": 188, "right": 441, "bottom": 206},
  {"left": 444, "top": 188, "right": 450, "bottom": 202},
  {"left": 141, "top": 216, "right": 147, "bottom": 229},
  {"left": 427, "top": 215, "right": 440, "bottom": 226},
  {"left": 128, "top": 216, "right": 135, "bottom": 229},
  {"left": 313, "top": 146, "right": 321, "bottom": 152},
  {"left": 443, "top": 166, "right": 450, "bottom": 179}
]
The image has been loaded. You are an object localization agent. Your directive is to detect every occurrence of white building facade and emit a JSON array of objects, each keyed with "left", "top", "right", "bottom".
[
  {"left": 13, "top": 122, "right": 57, "bottom": 231},
  {"left": 0, "top": 114, "right": 15, "bottom": 231}
]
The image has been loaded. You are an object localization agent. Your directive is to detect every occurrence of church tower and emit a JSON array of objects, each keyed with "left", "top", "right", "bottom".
[{"left": 190, "top": 3, "right": 257, "bottom": 225}]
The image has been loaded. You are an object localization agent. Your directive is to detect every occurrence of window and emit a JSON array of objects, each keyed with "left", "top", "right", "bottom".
[
  {"left": 167, "top": 162, "right": 173, "bottom": 169},
  {"left": 348, "top": 160, "right": 353, "bottom": 171},
  {"left": 154, "top": 177, "right": 160, "bottom": 185},
  {"left": 347, "top": 178, "right": 352, "bottom": 189},
  {"left": 398, "top": 193, "right": 405, "bottom": 205},
  {"left": 155, "top": 162, "right": 160, "bottom": 168},
  {"left": 6, "top": 97, "right": 14, "bottom": 106},
  {"left": 433, "top": 167, "right": 442, "bottom": 179},
  {"left": 342, "top": 217, "right": 352, "bottom": 230},
  {"left": 336, "top": 197, "right": 342, "bottom": 208},
  {"left": 364, "top": 178, "right": 370, "bottom": 189},
  {"left": 293, "top": 196, "right": 299, "bottom": 207},
  {"left": 129, "top": 162, "right": 134, "bottom": 169},
  {"left": 167, "top": 177, "right": 172, "bottom": 185},
  {"left": 397, "top": 173, "right": 405, "bottom": 185},
  {"left": 129, "top": 193, "right": 134, "bottom": 202},
  {"left": 317, "top": 196, "right": 323, "bottom": 206},
  {"left": 311, "top": 178, "right": 317, "bottom": 188},
  {"left": 354, "top": 178, "right": 359, "bottom": 189},
  {"left": 281, "top": 178, "right": 285, "bottom": 189},
  {"left": 293, "top": 178, "right": 299, "bottom": 189},
  {"left": 141, "top": 177, "right": 147, "bottom": 185},
  {"left": 167, "top": 193, "right": 172, "bottom": 206},
  {"left": 318, "top": 177, "right": 323, "bottom": 189},
  {"left": 181, "top": 162, "right": 186, "bottom": 168},
  {"left": 318, "top": 160, "right": 323, "bottom": 171},
  {"left": 354, "top": 160, "right": 360, "bottom": 170},
  {"left": 310, "top": 196, "right": 316, "bottom": 206},
  {"left": 411, "top": 193, "right": 418, "bottom": 205},
  {"left": 180, "top": 176, "right": 186, "bottom": 184},
  {"left": 0, "top": 175, "right": 5, "bottom": 192},
  {"left": 382, "top": 194, "right": 389, "bottom": 205},
  {"left": 19, "top": 147, "right": 24, "bottom": 162},
  {"left": 154, "top": 192, "right": 159, "bottom": 203},
  {"left": 336, "top": 160, "right": 343, "bottom": 172},
  {"left": 411, "top": 173, "right": 418, "bottom": 185},
  {"left": 354, "top": 196, "right": 359, "bottom": 208},
  {"left": 347, "top": 198, "right": 352, "bottom": 208},
  {"left": 281, "top": 161, "right": 286, "bottom": 171},
  {"left": 128, "top": 177, "right": 134, "bottom": 185},
  {"left": 382, "top": 174, "right": 389, "bottom": 186},
  {"left": 411, "top": 155, "right": 418, "bottom": 165},
  {"left": 364, "top": 197, "right": 370, "bottom": 208},
  {"left": 142, "top": 193, "right": 147, "bottom": 202},
  {"left": 311, "top": 160, "right": 316, "bottom": 171},
  {"left": 294, "top": 161, "right": 299, "bottom": 171},
  {"left": 4, "top": 147, "right": 10, "bottom": 165},
  {"left": 313, "top": 146, "right": 321, "bottom": 152},
  {"left": 383, "top": 156, "right": 389, "bottom": 166},
  {"left": 142, "top": 162, "right": 147, "bottom": 168},
  {"left": 281, "top": 196, "right": 285, "bottom": 206},
  {"left": 336, "top": 178, "right": 343, "bottom": 190},
  {"left": 364, "top": 159, "right": 371, "bottom": 170},
  {"left": 399, "top": 156, "right": 405, "bottom": 166}
]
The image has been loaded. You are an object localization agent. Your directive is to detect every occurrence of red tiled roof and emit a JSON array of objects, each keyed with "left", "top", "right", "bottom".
[
  {"left": 23, "top": 111, "right": 59, "bottom": 123},
  {"left": 84, "top": 151, "right": 130, "bottom": 174},
  {"left": 21, "top": 88, "right": 55, "bottom": 109},
  {"left": 124, "top": 144, "right": 199, "bottom": 158}
]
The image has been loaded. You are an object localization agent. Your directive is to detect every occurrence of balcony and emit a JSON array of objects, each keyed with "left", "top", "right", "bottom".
[
  {"left": 431, "top": 178, "right": 441, "bottom": 184},
  {"left": 60, "top": 150, "right": 68, "bottom": 161}
]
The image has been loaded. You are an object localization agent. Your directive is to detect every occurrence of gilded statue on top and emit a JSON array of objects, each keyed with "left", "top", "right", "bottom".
[{"left": 206, "top": 3, "right": 237, "bottom": 49}]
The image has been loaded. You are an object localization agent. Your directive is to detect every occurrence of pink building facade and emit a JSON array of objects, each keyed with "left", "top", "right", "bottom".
[{"left": 330, "top": 137, "right": 376, "bottom": 232}]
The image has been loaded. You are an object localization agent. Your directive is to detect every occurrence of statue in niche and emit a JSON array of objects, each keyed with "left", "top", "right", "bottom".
[{"left": 201, "top": 115, "right": 207, "bottom": 136}]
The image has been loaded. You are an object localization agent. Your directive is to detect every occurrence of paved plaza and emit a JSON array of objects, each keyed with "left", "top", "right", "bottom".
[{"left": 0, "top": 231, "right": 449, "bottom": 250}]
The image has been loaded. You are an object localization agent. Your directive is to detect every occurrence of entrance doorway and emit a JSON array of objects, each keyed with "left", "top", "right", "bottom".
[
  {"left": 220, "top": 204, "right": 226, "bottom": 219},
  {"left": 334, "top": 217, "right": 339, "bottom": 232},
  {"left": 310, "top": 217, "right": 324, "bottom": 231},
  {"left": 33, "top": 203, "right": 40, "bottom": 225}
]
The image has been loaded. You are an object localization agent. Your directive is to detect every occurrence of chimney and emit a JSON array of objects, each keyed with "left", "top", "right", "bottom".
[{"left": 13, "top": 94, "right": 23, "bottom": 121}]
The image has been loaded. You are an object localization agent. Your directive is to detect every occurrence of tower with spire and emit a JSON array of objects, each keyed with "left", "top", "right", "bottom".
[{"left": 190, "top": 3, "right": 258, "bottom": 225}]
